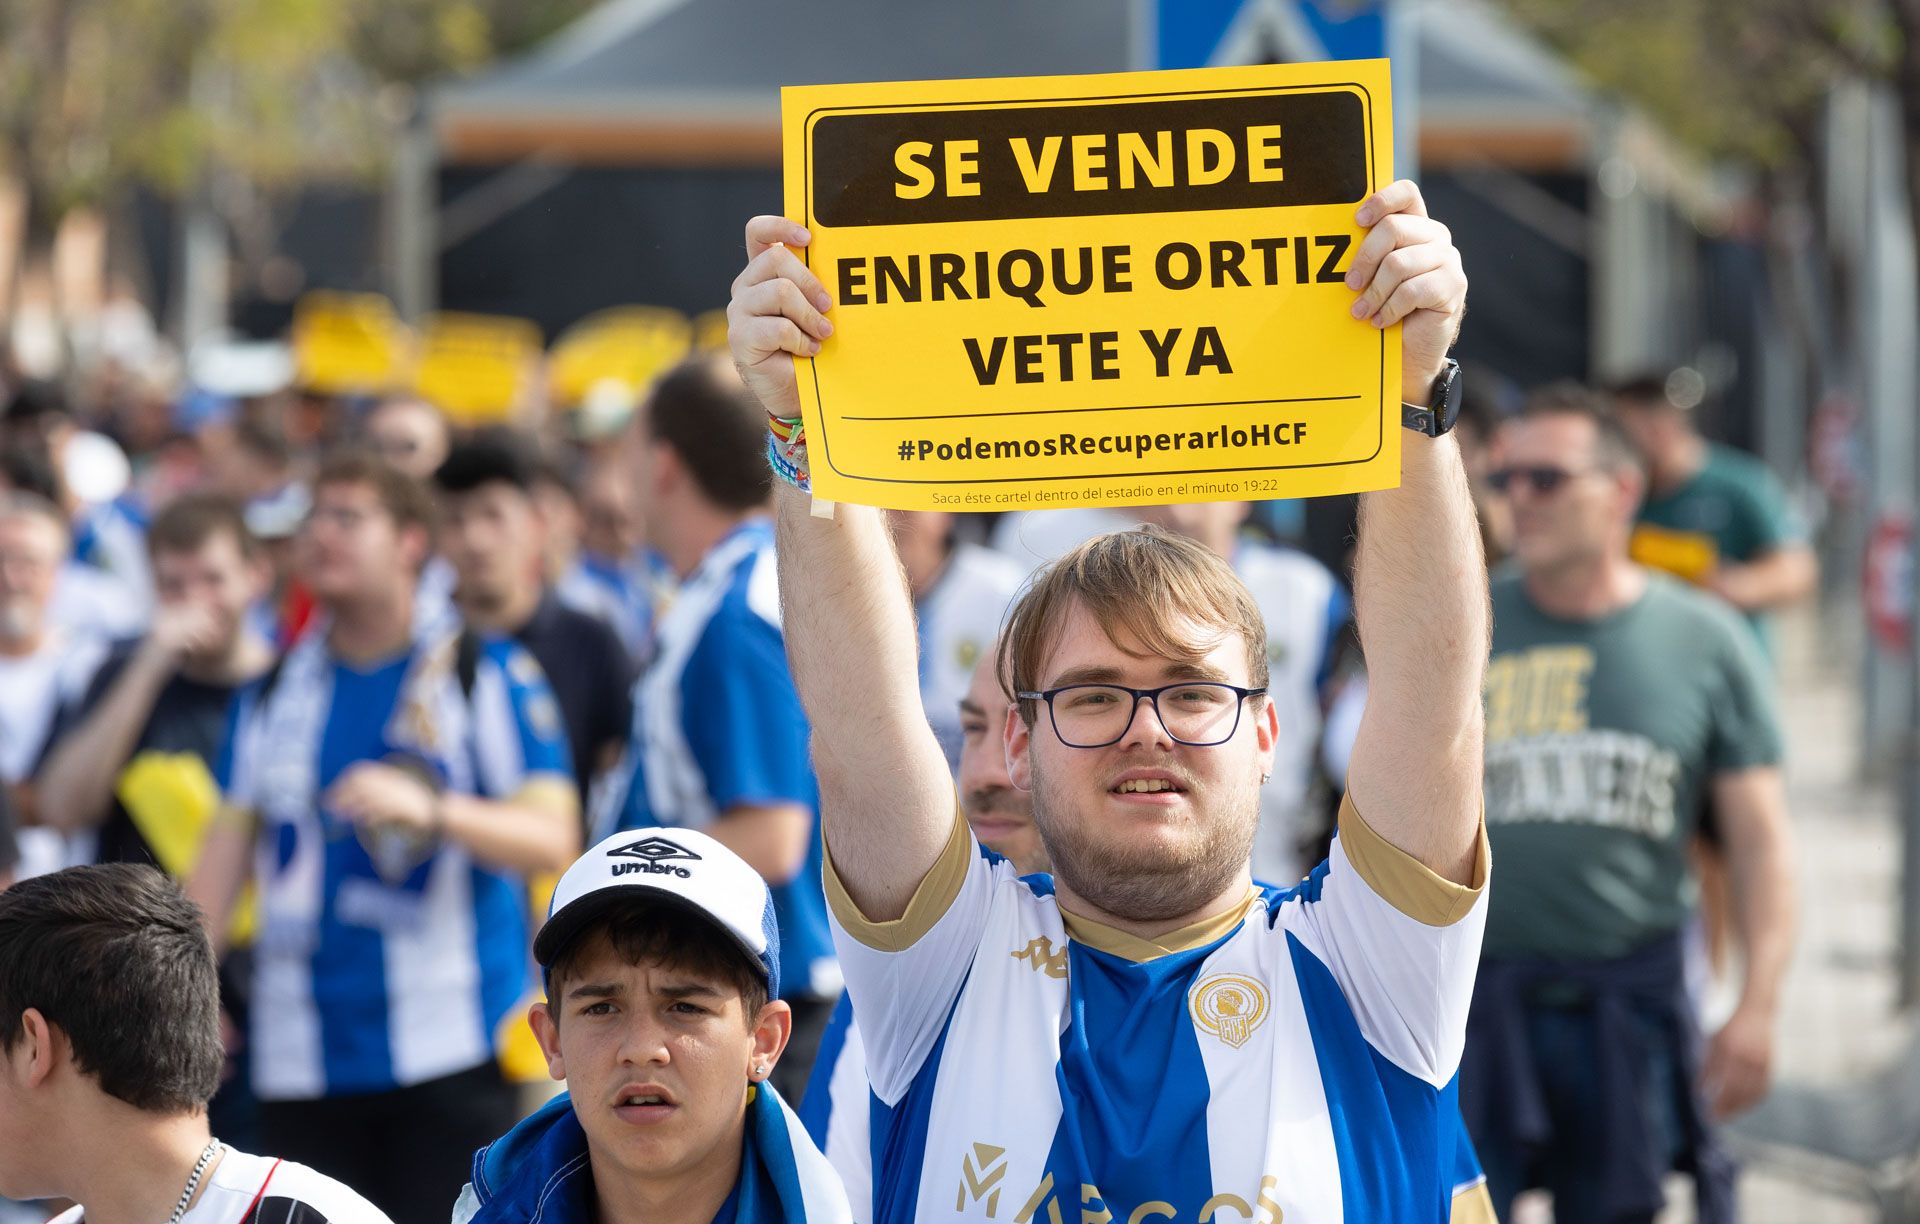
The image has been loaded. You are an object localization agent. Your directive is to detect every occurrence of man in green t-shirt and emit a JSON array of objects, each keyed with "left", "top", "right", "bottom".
[
  {"left": 1610, "top": 373, "right": 1817, "bottom": 652},
  {"left": 1461, "top": 386, "right": 1797, "bottom": 1224}
]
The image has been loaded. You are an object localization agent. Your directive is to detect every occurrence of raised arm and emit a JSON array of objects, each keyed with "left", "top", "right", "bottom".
[
  {"left": 39, "top": 638, "right": 182, "bottom": 834},
  {"left": 1341, "top": 181, "right": 1488, "bottom": 886},
  {"left": 728, "top": 216, "right": 956, "bottom": 922}
]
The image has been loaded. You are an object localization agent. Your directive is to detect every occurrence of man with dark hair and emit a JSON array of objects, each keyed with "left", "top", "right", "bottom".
[
  {"left": 453, "top": 828, "right": 848, "bottom": 1224},
  {"left": 40, "top": 495, "right": 276, "bottom": 867},
  {"left": 188, "top": 452, "right": 580, "bottom": 1224},
  {"left": 1610, "top": 372, "right": 1816, "bottom": 653},
  {"left": 1463, "top": 389, "right": 1798, "bottom": 1221},
  {"left": 433, "top": 429, "right": 636, "bottom": 812},
  {"left": 0, "top": 863, "right": 390, "bottom": 1222},
  {"left": 0, "top": 788, "right": 18, "bottom": 890},
  {"left": 606, "top": 356, "right": 837, "bottom": 1099},
  {"left": 640, "top": 358, "right": 775, "bottom": 512}
]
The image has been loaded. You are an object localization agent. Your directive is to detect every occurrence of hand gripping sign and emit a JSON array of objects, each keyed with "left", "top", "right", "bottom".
[{"left": 782, "top": 60, "right": 1399, "bottom": 512}]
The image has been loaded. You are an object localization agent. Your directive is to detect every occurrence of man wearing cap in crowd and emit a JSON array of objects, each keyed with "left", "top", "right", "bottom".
[{"left": 454, "top": 827, "right": 850, "bottom": 1224}]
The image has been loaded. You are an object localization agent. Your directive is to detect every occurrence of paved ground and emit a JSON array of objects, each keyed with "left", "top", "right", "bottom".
[{"left": 1517, "top": 604, "right": 1911, "bottom": 1223}]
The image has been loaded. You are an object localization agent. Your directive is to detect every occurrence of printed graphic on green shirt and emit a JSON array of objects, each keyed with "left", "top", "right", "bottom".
[{"left": 1481, "top": 574, "right": 1782, "bottom": 962}]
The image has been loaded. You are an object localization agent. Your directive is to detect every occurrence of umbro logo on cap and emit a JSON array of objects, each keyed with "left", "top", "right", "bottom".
[
  {"left": 541, "top": 826, "right": 781, "bottom": 998},
  {"left": 608, "top": 835, "right": 702, "bottom": 879}
]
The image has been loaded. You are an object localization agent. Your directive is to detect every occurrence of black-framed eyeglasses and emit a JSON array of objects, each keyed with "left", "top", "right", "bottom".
[
  {"left": 1015, "top": 682, "right": 1267, "bottom": 749},
  {"left": 1486, "top": 465, "right": 1596, "bottom": 496}
]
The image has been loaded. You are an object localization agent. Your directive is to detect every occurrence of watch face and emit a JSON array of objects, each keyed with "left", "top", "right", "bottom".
[{"left": 1436, "top": 362, "right": 1463, "bottom": 432}]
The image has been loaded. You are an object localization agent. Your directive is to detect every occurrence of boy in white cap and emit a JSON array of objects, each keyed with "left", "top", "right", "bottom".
[{"left": 454, "top": 827, "right": 850, "bottom": 1224}]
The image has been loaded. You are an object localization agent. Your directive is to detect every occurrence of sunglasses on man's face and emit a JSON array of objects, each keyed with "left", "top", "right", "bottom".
[{"left": 1486, "top": 465, "right": 1592, "bottom": 496}]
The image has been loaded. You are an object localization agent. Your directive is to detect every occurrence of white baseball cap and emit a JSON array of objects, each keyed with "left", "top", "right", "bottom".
[{"left": 535, "top": 827, "right": 782, "bottom": 998}]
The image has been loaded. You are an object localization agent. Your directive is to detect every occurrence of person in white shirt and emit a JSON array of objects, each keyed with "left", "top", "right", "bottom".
[
  {"left": 887, "top": 511, "right": 1025, "bottom": 766},
  {"left": 0, "top": 863, "right": 391, "bottom": 1223},
  {"left": 729, "top": 179, "right": 1492, "bottom": 1221},
  {"left": 0, "top": 492, "right": 110, "bottom": 876}
]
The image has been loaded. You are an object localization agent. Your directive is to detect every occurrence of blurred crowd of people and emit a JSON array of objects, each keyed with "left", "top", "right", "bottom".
[{"left": 0, "top": 310, "right": 1817, "bottom": 1223}]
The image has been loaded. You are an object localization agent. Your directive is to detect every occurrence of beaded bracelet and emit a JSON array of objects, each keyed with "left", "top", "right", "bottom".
[{"left": 766, "top": 430, "right": 811, "bottom": 492}]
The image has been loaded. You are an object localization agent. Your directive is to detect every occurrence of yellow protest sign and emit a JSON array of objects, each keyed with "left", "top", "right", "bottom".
[
  {"left": 292, "top": 292, "right": 410, "bottom": 394},
  {"left": 412, "top": 312, "right": 542, "bottom": 424},
  {"left": 548, "top": 306, "right": 693, "bottom": 407},
  {"left": 692, "top": 308, "right": 732, "bottom": 354},
  {"left": 1629, "top": 523, "right": 1719, "bottom": 583},
  {"left": 782, "top": 61, "right": 1399, "bottom": 511}
]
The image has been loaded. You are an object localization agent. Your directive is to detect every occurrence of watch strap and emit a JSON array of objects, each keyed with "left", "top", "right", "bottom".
[{"left": 1402, "top": 402, "right": 1441, "bottom": 436}]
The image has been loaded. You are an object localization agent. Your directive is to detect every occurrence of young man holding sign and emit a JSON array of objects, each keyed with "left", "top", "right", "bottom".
[{"left": 728, "top": 174, "right": 1488, "bottom": 1222}]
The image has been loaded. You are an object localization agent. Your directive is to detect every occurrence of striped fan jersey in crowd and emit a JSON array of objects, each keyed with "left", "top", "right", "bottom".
[
  {"left": 913, "top": 541, "right": 1025, "bottom": 768},
  {"left": 72, "top": 493, "right": 154, "bottom": 611},
  {"left": 555, "top": 550, "right": 668, "bottom": 662},
  {"left": 804, "top": 1001, "right": 1492, "bottom": 1223},
  {"left": 802, "top": 872, "right": 1492, "bottom": 1224},
  {"left": 602, "top": 521, "right": 838, "bottom": 1001},
  {"left": 215, "top": 623, "right": 573, "bottom": 1100},
  {"left": 825, "top": 796, "right": 1492, "bottom": 1223}
]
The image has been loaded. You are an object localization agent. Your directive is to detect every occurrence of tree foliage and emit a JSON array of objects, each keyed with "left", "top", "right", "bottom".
[
  {"left": 1498, "top": 0, "right": 1896, "bottom": 169},
  {"left": 0, "top": 0, "right": 596, "bottom": 233}
]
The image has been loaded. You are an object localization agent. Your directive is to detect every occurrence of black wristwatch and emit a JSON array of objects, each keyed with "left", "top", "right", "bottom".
[{"left": 1401, "top": 359, "right": 1463, "bottom": 437}]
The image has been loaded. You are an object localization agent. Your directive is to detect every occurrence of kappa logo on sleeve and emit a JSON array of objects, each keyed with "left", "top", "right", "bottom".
[
  {"left": 608, "top": 836, "right": 703, "bottom": 879},
  {"left": 1011, "top": 936, "right": 1068, "bottom": 979}
]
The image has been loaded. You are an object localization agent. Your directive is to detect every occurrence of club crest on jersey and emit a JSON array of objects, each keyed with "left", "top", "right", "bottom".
[
  {"left": 608, "top": 835, "right": 701, "bottom": 879},
  {"left": 1190, "top": 973, "right": 1269, "bottom": 1049},
  {"left": 355, "top": 824, "right": 437, "bottom": 888}
]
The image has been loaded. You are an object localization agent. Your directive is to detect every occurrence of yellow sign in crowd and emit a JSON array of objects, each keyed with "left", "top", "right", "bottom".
[{"left": 290, "top": 294, "right": 729, "bottom": 423}]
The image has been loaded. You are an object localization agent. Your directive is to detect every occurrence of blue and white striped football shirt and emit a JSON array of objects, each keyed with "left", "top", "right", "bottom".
[
  {"left": 825, "top": 796, "right": 1490, "bottom": 1223},
  {"left": 608, "top": 521, "right": 837, "bottom": 1000},
  {"left": 217, "top": 626, "right": 573, "bottom": 1100}
]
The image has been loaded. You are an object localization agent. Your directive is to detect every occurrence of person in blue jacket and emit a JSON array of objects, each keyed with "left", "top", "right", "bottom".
[{"left": 454, "top": 826, "right": 850, "bottom": 1224}]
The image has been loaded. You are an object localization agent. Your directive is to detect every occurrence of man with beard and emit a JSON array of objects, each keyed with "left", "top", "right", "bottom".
[
  {"left": 800, "top": 652, "right": 1492, "bottom": 1222},
  {"left": 729, "top": 179, "right": 1491, "bottom": 1221}
]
